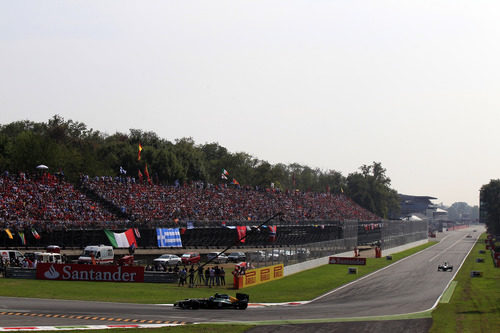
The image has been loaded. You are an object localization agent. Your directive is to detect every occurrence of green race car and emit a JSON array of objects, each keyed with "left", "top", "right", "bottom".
[{"left": 174, "top": 293, "right": 249, "bottom": 310}]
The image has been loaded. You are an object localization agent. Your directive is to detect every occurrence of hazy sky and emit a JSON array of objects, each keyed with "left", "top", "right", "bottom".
[{"left": 1, "top": 1, "right": 499, "bottom": 207}]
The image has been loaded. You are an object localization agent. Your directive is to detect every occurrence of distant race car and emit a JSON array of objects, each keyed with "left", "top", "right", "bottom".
[
  {"left": 174, "top": 293, "right": 249, "bottom": 310},
  {"left": 438, "top": 262, "right": 453, "bottom": 272}
]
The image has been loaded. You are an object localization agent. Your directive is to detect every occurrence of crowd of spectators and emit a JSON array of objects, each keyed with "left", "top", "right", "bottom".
[
  {"left": 1, "top": 171, "right": 379, "bottom": 232},
  {"left": 0, "top": 172, "right": 118, "bottom": 231},
  {"left": 81, "top": 176, "right": 380, "bottom": 223}
]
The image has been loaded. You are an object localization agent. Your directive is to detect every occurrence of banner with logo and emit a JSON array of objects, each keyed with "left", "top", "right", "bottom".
[
  {"left": 239, "top": 264, "right": 284, "bottom": 288},
  {"left": 36, "top": 263, "right": 144, "bottom": 282},
  {"left": 328, "top": 256, "right": 366, "bottom": 265}
]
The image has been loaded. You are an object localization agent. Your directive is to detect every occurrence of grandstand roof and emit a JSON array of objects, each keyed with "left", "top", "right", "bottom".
[{"left": 399, "top": 194, "right": 437, "bottom": 201}]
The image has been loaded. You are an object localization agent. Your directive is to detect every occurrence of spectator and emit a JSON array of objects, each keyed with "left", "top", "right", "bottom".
[{"left": 178, "top": 268, "right": 187, "bottom": 286}]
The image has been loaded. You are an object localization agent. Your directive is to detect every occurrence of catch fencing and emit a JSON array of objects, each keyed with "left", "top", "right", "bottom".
[
  {"left": 248, "top": 220, "right": 358, "bottom": 268},
  {"left": 1, "top": 220, "right": 429, "bottom": 269},
  {"left": 380, "top": 220, "right": 428, "bottom": 250},
  {"left": 0, "top": 220, "right": 346, "bottom": 249}
]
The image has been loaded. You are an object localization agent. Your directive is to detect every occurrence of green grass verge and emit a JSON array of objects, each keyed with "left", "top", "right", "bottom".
[
  {"left": 430, "top": 233, "right": 500, "bottom": 333},
  {"left": 0, "top": 242, "right": 435, "bottom": 304}
]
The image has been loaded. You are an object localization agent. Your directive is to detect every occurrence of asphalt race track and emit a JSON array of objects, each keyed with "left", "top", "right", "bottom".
[{"left": 0, "top": 227, "right": 483, "bottom": 330}]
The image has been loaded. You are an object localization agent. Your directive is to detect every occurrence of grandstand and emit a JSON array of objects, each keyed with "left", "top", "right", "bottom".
[
  {"left": 1, "top": 172, "right": 380, "bottom": 248},
  {"left": 399, "top": 194, "right": 437, "bottom": 217}
]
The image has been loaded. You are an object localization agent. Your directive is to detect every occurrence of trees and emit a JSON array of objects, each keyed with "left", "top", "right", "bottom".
[
  {"left": 0, "top": 116, "right": 404, "bottom": 219},
  {"left": 446, "top": 202, "right": 479, "bottom": 221},
  {"left": 480, "top": 180, "right": 500, "bottom": 234},
  {"left": 346, "top": 162, "right": 400, "bottom": 219}
]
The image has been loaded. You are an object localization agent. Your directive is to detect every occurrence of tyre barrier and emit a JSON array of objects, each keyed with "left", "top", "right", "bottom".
[
  {"left": 470, "top": 271, "right": 483, "bottom": 277},
  {"left": 479, "top": 250, "right": 486, "bottom": 254},
  {"left": 348, "top": 267, "right": 357, "bottom": 274},
  {"left": 386, "top": 255, "right": 392, "bottom": 260},
  {"left": 476, "top": 258, "right": 484, "bottom": 263}
]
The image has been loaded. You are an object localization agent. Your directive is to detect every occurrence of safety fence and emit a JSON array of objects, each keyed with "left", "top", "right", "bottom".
[
  {"left": 380, "top": 220, "right": 428, "bottom": 250},
  {"left": 246, "top": 220, "right": 358, "bottom": 268},
  {"left": 0, "top": 220, "right": 346, "bottom": 249}
]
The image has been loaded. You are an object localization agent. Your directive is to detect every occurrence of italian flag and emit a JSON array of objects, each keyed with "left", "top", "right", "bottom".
[{"left": 104, "top": 229, "right": 137, "bottom": 248}]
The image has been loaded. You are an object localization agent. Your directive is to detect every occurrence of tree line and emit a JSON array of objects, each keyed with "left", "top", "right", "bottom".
[
  {"left": 480, "top": 180, "right": 500, "bottom": 235},
  {"left": 0, "top": 115, "right": 400, "bottom": 218}
]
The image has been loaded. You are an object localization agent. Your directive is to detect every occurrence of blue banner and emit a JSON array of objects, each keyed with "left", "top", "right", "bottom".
[{"left": 156, "top": 228, "right": 182, "bottom": 248}]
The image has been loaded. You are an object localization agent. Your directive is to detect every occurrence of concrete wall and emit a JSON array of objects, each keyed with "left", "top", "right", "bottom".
[
  {"left": 284, "top": 239, "right": 428, "bottom": 276},
  {"left": 284, "top": 250, "right": 352, "bottom": 276},
  {"left": 382, "top": 239, "right": 428, "bottom": 256}
]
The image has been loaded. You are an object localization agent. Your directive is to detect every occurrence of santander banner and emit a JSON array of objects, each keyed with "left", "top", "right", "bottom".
[{"left": 36, "top": 263, "right": 145, "bottom": 282}]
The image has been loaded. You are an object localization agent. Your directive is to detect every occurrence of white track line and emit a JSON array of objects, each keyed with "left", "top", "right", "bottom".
[
  {"left": 429, "top": 233, "right": 480, "bottom": 310},
  {"left": 311, "top": 240, "right": 439, "bottom": 302},
  {"left": 428, "top": 238, "right": 462, "bottom": 262},
  {"left": 0, "top": 324, "right": 181, "bottom": 332}
]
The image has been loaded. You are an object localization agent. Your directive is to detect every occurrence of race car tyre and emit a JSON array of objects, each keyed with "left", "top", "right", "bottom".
[
  {"left": 191, "top": 301, "right": 200, "bottom": 310},
  {"left": 238, "top": 303, "right": 248, "bottom": 310}
]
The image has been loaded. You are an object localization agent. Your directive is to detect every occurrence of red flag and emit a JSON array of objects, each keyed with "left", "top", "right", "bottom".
[
  {"left": 144, "top": 164, "right": 151, "bottom": 184},
  {"left": 268, "top": 225, "right": 277, "bottom": 242},
  {"left": 138, "top": 143, "right": 143, "bottom": 161},
  {"left": 138, "top": 169, "right": 143, "bottom": 182},
  {"left": 236, "top": 226, "right": 246, "bottom": 243}
]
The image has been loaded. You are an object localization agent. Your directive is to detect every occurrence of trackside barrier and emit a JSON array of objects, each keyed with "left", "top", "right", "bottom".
[
  {"left": 4, "top": 267, "right": 177, "bottom": 283},
  {"left": 236, "top": 264, "right": 284, "bottom": 289},
  {"left": 446, "top": 224, "right": 469, "bottom": 231},
  {"left": 328, "top": 257, "right": 366, "bottom": 265},
  {"left": 493, "top": 251, "right": 500, "bottom": 268},
  {"left": 5, "top": 267, "right": 36, "bottom": 279},
  {"left": 144, "top": 271, "right": 178, "bottom": 283}
]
